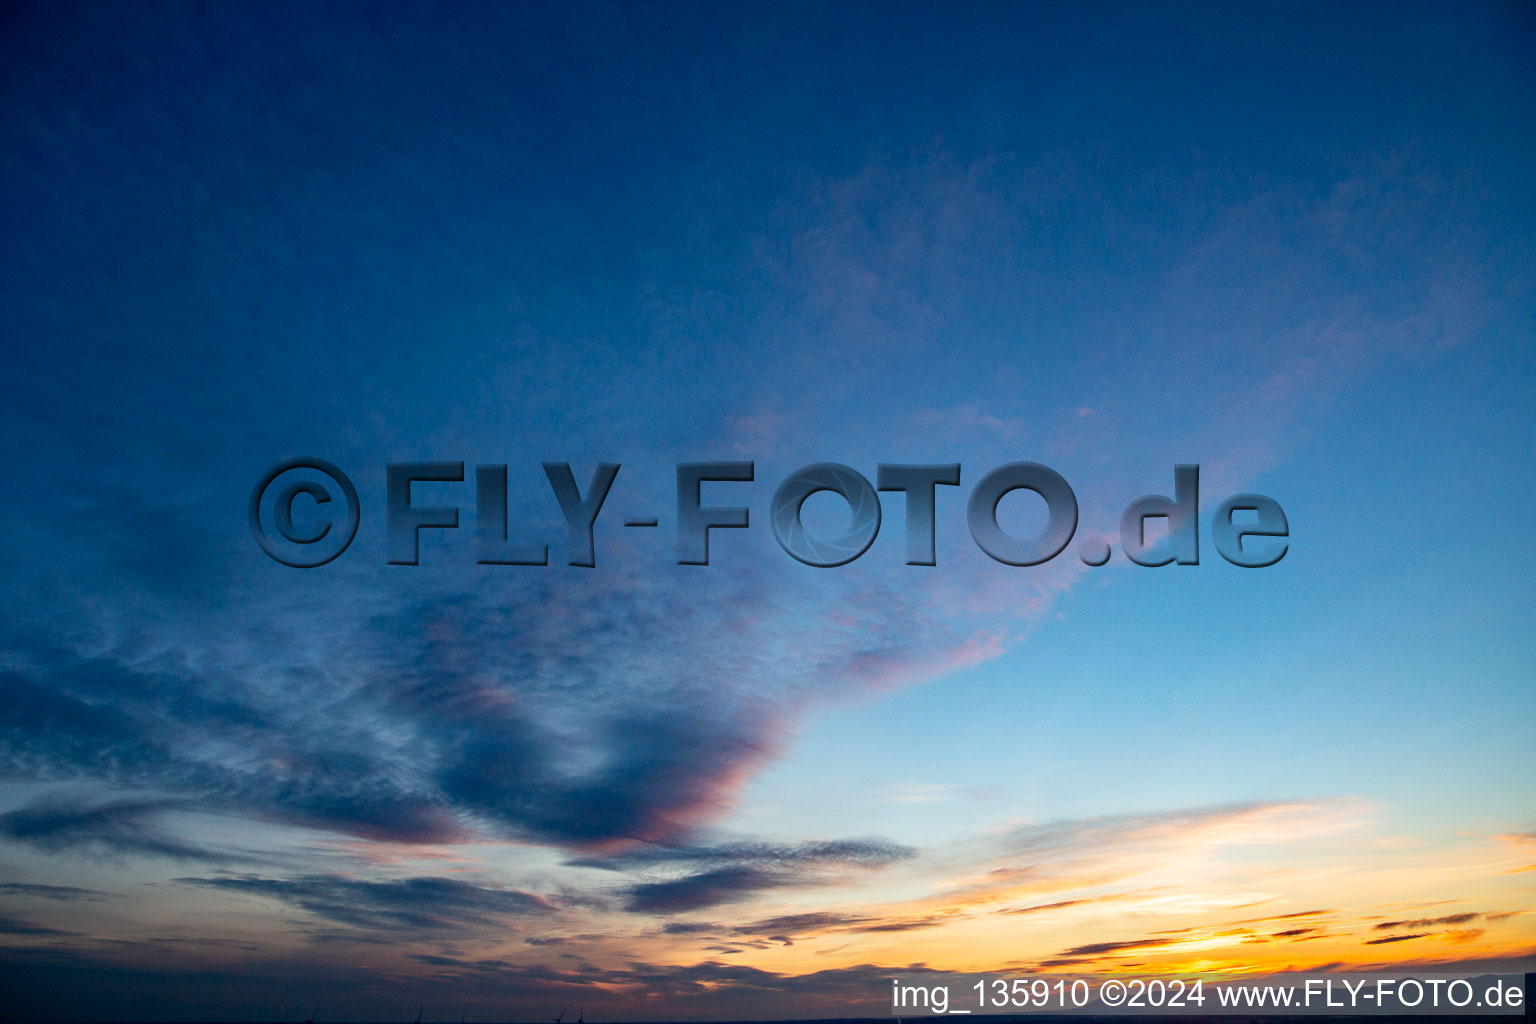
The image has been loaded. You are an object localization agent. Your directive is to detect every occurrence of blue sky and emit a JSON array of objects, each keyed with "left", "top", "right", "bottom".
[{"left": 2, "top": 1, "right": 1534, "bottom": 1020}]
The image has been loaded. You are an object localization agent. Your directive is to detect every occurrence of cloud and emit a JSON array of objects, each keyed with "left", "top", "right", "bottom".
[
  {"left": 0, "top": 913, "right": 75, "bottom": 936},
  {"left": 0, "top": 653, "right": 462, "bottom": 847},
  {"left": 850, "top": 914, "right": 956, "bottom": 933},
  {"left": 923, "top": 802, "right": 1364, "bottom": 918},
  {"left": 1364, "top": 933, "right": 1428, "bottom": 945},
  {"left": 1373, "top": 913, "right": 1482, "bottom": 929},
  {"left": 571, "top": 836, "right": 915, "bottom": 872},
  {"left": 176, "top": 874, "right": 557, "bottom": 931},
  {"left": 616, "top": 801, "right": 1372, "bottom": 955},
  {"left": 0, "top": 556, "right": 1002, "bottom": 858},
  {"left": 599, "top": 837, "right": 915, "bottom": 915},
  {"left": 996, "top": 803, "right": 1353, "bottom": 860},
  {"left": 0, "top": 882, "right": 109, "bottom": 901},
  {"left": 1058, "top": 937, "right": 1177, "bottom": 957},
  {"left": 1439, "top": 929, "right": 1486, "bottom": 944},
  {"left": 1236, "top": 909, "right": 1335, "bottom": 923},
  {"left": 657, "top": 921, "right": 718, "bottom": 935},
  {"left": 625, "top": 866, "right": 790, "bottom": 914},
  {"left": 996, "top": 898, "right": 1093, "bottom": 915},
  {"left": 674, "top": 907, "right": 957, "bottom": 942},
  {"left": 0, "top": 796, "right": 232, "bottom": 863},
  {"left": 733, "top": 911, "right": 876, "bottom": 937}
]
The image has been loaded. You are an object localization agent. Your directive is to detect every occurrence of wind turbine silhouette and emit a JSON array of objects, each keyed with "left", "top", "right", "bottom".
[
  {"left": 549, "top": 1010, "right": 565, "bottom": 1024},
  {"left": 413, "top": 1006, "right": 422, "bottom": 1024}
]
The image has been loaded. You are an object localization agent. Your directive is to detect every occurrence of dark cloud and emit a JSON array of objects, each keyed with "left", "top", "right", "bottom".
[
  {"left": 1059, "top": 937, "right": 1176, "bottom": 957},
  {"left": 660, "top": 921, "right": 721, "bottom": 935},
  {"left": 1272, "top": 927, "right": 1318, "bottom": 938},
  {"left": 0, "top": 567, "right": 980, "bottom": 858},
  {"left": 0, "top": 796, "right": 231, "bottom": 862},
  {"left": 409, "top": 953, "right": 469, "bottom": 968},
  {"left": 570, "top": 836, "right": 915, "bottom": 872},
  {"left": 176, "top": 874, "right": 557, "bottom": 931},
  {"left": 0, "top": 648, "right": 467, "bottom": 846},
  {"left": 1364, "top": 933, "right": 1428, "bottom": 945},
  {"left": 0, "top": 636, "right": 469, "bottom": 845},
  {"left": 607, "top": 837, "right": 914, "bottom": 915},
  {"left": 733, "top": 911, "right": 875, "bottom": 936},
  {"left": 626, "top": 866, "right": 788, "bottom": 914},
  {"left": 0, "top": 671, "right": 159, "bottom": 779},
  {"left": 0, "top": 913, "right": 75, "bottom": 936},
  {"left": 658, "top": 908, "right": 951, "bottom": 941},
  {"left": 1373, "top": 912, "right": 1481, "bottom": 929},
  {"left": 0, "top": 882, "right": 109, "bottom": 901}
]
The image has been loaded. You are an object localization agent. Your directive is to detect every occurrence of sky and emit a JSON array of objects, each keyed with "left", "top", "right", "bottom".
[{"left": 2, "top": 0, "right": 1534, "bottom": 1020}]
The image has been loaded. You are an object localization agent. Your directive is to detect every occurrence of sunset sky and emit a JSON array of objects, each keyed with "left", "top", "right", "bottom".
[{"left": 2, "top": 1, "right": 1534, "bottom": 1020}]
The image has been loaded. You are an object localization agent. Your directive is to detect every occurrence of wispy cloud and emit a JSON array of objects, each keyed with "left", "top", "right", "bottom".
[
  {"left": 0, "top": 882, "right": 109, "bottom": 902},
  {"left": 576, "top": 836, "right": 915, "bottom": 914},
  {"left": 175, "top": 874, "right": 557, "bottom": 931},
  {"left": 0, "top": 914, "right": 75, "bottom": 937},
  {"left": 0, "top": 796, "right": 239, "bottom": 863}
]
